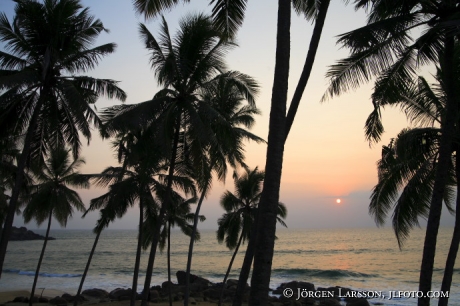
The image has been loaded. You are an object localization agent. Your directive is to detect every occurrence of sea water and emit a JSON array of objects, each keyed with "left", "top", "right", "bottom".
[{"left": 1, "top": 227, "right": 459, "bottom": 305}]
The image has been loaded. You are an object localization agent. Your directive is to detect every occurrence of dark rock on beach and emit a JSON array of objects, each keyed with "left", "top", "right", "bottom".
[
  {"left": 49, "top": 296, "right": 68, "bottom": 306},
  {"left": 81, "top": 289, "right": 108, "bottom": 299},
  {"left": 9, "top": 226, "right": 55, "bottom": 241},
  {"left": 108, "top": 288, "right": 141, "bottom": 301},
  {"left": 176, "top": 270, "right": 211, "bottom": 287},
  {"left": 346, "top": 298, "right": 370, "bottom": 306}
]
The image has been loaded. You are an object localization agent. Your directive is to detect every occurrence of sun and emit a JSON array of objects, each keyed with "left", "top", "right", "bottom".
[{"left": 336, "top": 199, "right": 341, "bottom": 204}]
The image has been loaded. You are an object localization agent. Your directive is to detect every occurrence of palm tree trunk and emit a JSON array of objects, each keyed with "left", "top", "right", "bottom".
[
  {"left": 284, "top": 0, "right": 330, "bottom": 139},
  {"left": 0, "top": 100, "right": 43, "bottom": 278},
  {"left": 131, "top": 200, "right": 144, "bottom": 306},
  {"left": 141, "top": 120, "right": 181, "bottom": 306},
  {"left": 233, "top": 213, "right": 258, "bottom": 306},
  {"left": 249, "top": 1, "right": 290, "bottom": 304},
  {"left": 74, "top": 230, "right": 102, "bottom": 306},
  {"left": 219, "top": 231, "right": 244, "bottom": 306},
  {"left": 438, "top": 150, "right": 460, "bottom": 306},
  {"left": 419, "top": 36, "right": 458, "bottom": 306},
  {"left": 29, "top": 210, "right": 52, "bottom": 306},
  {"left": 167, "top": 222, "right": 173, "bottom": 306},
  {"left": 184, "top": 186, "right": 207, "bottom": 306}
]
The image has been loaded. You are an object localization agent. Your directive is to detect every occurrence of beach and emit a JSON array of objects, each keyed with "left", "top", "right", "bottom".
[
  {"left": 2, "top": 228, "right": 459, "bottom": 306},
  {"left": 0, "top": 290, "right": 221, "bottom": 306}
]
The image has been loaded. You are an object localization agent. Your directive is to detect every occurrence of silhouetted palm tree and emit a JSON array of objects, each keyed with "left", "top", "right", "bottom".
[
  {"left": 101, "top": 14, "right": 259, "bottom": 305},
  {"left": 324, "top": 2, "right": 460, "bottom": 303},
  {"left": 0, "top": 136, "right": 30, "bottom": 228},
  {"left": 22, "top": 147, "right": 88, "bottom": 306},
  {"left": 87, "top": 129, "right": 195, "bottom": 306},
  {"left": 134, "top": 1, "right": 333, "bottom": 303},
  {"left": 152, "top": 197, "right": 204, "bottom": 306},
  {"left": 217, "top": 167, "right": 287, "bottom": 306},
  {"left": 182, "top": 71, "right": 263, "bottom": 303},
  {"left": 0, "top": 0, "right": 126, "bottom": 275},
  {"left": 367, "top": 63, "right": 460, "bottom": 306}
]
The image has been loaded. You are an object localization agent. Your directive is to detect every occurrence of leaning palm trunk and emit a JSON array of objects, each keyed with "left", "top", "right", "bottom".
[
  {"left": 131, "top": 200, "right": 144, "bottom": 306},
  {"left": 249, "top": 1, "right": 290, "bottom": 304},
  {"left": 184, "top": 186, "right": 207, "bottom": 306},
  {"left": 218, "top": 232, "right": 244, "bottom": 306},
  {"left": 0, "top": 102, "right": 43, "bottom": 278},
  {"left": 141, "top": 122, "right": 181, "bottom": 306},
  {"left": 167, "top": 222, "right": 172, "bottom": 306},
  {"left": 29, "top": 210, "right": 52, "bottom": 306},
  {"left": 419, "top": 37, "right": 458, "bottom": 306},
  {"left": 233, "top": 214, "right": 258, "bottom": 306},
  {"left": 438, "top": 151, "right": 460, "bottom": 306},
  {"left": 250, "top": 0, "right": 329, "bottom": 303},
  {"left": 74, "top": 230, "right": 102, "bottom": 306}
]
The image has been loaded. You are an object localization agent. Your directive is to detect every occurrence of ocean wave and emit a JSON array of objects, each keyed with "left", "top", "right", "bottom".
[
  {"left": 4, "top": 269, "right": 81, "bottom": 278},
  {"left": 272, "top": 268, "right": 378, "bottom": 279}
]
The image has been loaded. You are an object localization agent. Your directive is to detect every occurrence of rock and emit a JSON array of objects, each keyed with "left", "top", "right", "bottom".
[
  {"left": 202, "top": 288, "right": 221, "bottom": 301},
  {"left": 12, "top": 296, "right": 28, "bottom": 303},
  {"left": 275, "top": 281, "right": 315, "bottom": 298},
  {"left": 61, "top": 294, "right": 86, "bottom": 303},
  {"left": 29, "top": 297, "right": 39, "bottom": 304},
  {"left": 319, "top": 298, "right": 341, "bottom": 306},
  {"left": 149, "top": 289, "right": 160, "bottom": 302},
  {"left": 108, "top": 288, "right": 136, "bottom": 301},
  {"left": 176, "top": 270, "right": 211, "bottom": 287},
  {"left": 49, "top": 296, "right": 68, "bottom": 305},
  {"left": 9, "top": 226, "right": 56, "bottom": 241},
  {"left": 346, "top": 298, "right": 370, "bottom": 306},
  {"left": 81, "top": 288, "right": 109, "bottom": 298}
]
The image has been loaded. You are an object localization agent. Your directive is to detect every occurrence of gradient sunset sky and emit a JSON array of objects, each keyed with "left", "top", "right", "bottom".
[{"left": 2, "top": 0, "right": 455, "bottom": 230}]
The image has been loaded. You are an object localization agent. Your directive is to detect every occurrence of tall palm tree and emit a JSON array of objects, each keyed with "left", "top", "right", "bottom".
[
  {"left": 367, "top": 62, "right": 460, "bottom": 305},
  {"left": 324, "top": 1, "right": 460, "bottom": 304},
  {"left": 74, "top": 208, "right": 118, "bottom": 306},
  {"left": 101, "top": 14, "right": 259, "bottom": 305},
  {"left": 131, "top": 2, "right": 334, "bottom": 303},
  {"left": 216, "top": 167, "right": 287, "bottom": 306},
  {"left": 87, "top": 129, "right": 195, "bottom": 306},
  {"left": 22, "top": 147, "right": 88, "bottom": 306},
  {"left": 0, "top": 136, "right": 30, "bottom": 228},
  {"left": 182, "top": 71, "right": 263, "bottom": 305},
  {"left": 0, "top": 0, "right": 126, "bottom": 276},
  {"left": 149, "top": 197, "right": 204, "bottom": 306},
  {"left": 74, "top": 131, "right": 138, "bottom": 305}
]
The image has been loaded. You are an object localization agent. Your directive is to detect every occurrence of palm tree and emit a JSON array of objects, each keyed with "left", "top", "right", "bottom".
[
  {"left": 0, "top": 136, "right": 30, "bottom": 228},
  {"left": 182, "top": 71, "right": 263, "bottom": 304},
  {"left": 22, "top": 147, "right": 88, "bottom": 306},
  {"left": 131, "top": 1, "right": 334, "bottom": 303},
  {"left": 101, "top": 14, "right": 259, "bottom": 305},
  {"left": 0, "top": 0, "right": 126, "bottom": 276},
  {"left": 367, "top": 63, "right": 460, "bottom": 305},
  {"left": 87, "top": 129, "right": 195, "bottom": 306},
  {"left": 74, "top": 208, "right": 117, "bottom": 306},
  {"left": 324, "top": 2, "right": 460, "bottom": 304},
  {"left": 216, "top": 167, "right": 287, "bottom": 306},
  {"left": 149, "top": 197, "right": 204, "bottom": 306},
  {"left": 74, "top": 131, "right": 137, "bottom": 306}
]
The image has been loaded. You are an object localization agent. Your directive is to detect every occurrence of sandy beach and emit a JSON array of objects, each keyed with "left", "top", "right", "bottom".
[
  {"left": 0, "top": 289, "right": 226, "bottom": 306},
  {"left": 0, "top": 290, "right": 225, "bottom": 306}
]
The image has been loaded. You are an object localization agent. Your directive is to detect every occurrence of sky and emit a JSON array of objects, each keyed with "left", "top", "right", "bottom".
[{"left": 2, "top": 0, "right": 456, "bottom": 231}]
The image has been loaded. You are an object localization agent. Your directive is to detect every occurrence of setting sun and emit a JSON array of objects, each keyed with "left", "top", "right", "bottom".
[{"left": 336, "top": 199, "right": 341, "bottom": 204}]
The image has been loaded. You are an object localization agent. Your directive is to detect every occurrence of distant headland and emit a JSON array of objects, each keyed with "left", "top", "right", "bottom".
[{"left": 8, "top": 226, "right": 56, "bottom": 241}]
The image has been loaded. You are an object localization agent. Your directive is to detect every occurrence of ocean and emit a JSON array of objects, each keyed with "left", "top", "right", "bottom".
[{"left": 1, "top": 227, "right": 459, "bottom": 305}]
